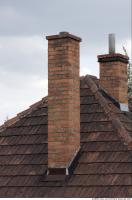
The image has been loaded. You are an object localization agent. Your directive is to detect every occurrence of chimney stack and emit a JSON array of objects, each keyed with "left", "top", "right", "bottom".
[
  {"left": 46, "top": 32, "right": 81, "bottom": 175},
  {"left": 98, "top": 34, "right": 129, "bottom": 105}
]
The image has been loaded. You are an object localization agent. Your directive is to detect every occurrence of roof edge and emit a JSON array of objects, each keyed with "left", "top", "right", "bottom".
[
  {"left": 84, "top": 75, "right": 132, "bottom": 150},
  {"left": 0, "top": 96, "right": 48, "bottom": 132}
]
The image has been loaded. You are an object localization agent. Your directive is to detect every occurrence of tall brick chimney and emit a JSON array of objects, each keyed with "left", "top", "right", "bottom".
[
  {"left": 46, "top": 32, "right": 81, "bottom": 175},
  {"left": 98, "top": 34, "right": 129, "bottom": 105}
]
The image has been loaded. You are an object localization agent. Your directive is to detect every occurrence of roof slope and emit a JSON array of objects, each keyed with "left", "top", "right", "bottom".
[{"left": 0, "top": 75, "right": 132, "bottom": 198}]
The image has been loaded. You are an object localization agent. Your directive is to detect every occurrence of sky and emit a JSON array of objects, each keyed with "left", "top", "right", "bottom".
[{"left": 0, "top": 0, "right": 131, "bottom": 125}]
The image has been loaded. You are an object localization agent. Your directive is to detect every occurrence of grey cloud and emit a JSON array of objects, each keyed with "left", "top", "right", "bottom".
[
  {"left": 0, "top": 36, "right": 47, "bottom": 75},
  {"left": 0, "top": 0, "right": 131, "bottom": 41},
  {"left": 0, "top": 0, "right": 131, "bottom": 124},
  {"left": 0, "top": 68, "right": 48, "bottom": 124}
]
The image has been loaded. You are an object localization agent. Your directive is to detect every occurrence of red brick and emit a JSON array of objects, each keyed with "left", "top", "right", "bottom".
[{"left": 47, "top": 32, "right": 81, "bottom": 170}]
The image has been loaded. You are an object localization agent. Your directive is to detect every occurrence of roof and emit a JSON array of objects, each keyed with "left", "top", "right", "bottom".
[{"left": 0, "top": 75, "right": 132, "bottom": 197}]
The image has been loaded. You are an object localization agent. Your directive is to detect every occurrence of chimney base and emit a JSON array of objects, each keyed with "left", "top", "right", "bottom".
[{"left": 47, "top": 149, "right": 81, "bottom": 175}]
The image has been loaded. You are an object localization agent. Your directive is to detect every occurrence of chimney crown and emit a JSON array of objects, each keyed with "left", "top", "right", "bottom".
[
  {"left": 46, "top": 31, "right": 82, "bottom": 42},
  {"left": 98, "top": 53, "right": 129, "bottom": 64}
]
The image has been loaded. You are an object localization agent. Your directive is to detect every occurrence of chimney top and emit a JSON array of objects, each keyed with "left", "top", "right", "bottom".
[
  {"left": 59, "top": 31, "right": 69, "bottom": 35},
  {"left": 46, "top": 31, "right": 82, "bottom": 42},
  {"left": 98, "top": 34, "right": 129, "bottom": 63},
  {"left": 98, "top": 34, "right": 129, "bottom": 104},
  {"left": 98, "top": 53, "right": 129, "bottom": 64}
]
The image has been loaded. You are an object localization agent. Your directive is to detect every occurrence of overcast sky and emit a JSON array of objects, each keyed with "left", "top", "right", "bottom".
[{"left": 0, "top": 0, "right": 131, "bottom": 125}]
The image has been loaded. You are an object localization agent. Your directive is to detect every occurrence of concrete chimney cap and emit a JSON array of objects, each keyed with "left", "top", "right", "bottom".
[
  {"left": 46, "top": 32, "right": 82, "bottom": 42},
  {"left": 59, "top": 31, "right": 69, "bottom": 35}
]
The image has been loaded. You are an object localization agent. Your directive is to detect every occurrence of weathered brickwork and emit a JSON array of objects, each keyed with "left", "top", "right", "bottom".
[
  {"left": 98, "top": 54, "right": 129, "bottom": 104},
  {"left": 46, "top": 32, "right": 81, "bottom": 170}
]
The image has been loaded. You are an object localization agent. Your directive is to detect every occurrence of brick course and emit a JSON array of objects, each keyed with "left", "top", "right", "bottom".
[{"left": 46, "top": 32, "right": 81, "bottom": 171}]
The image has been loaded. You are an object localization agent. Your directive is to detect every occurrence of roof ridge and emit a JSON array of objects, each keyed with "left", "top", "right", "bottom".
[
  {"left": 0, "top": 96, "right": 48, "bottom": 132},
  {"left": 84, "top": 75, "right": 132, "bottom": 150}
]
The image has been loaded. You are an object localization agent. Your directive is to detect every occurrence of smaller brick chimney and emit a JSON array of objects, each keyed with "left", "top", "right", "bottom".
[
  {"left": 46, "top": 32, "right": 81, "bottom": 175},
  {"left": 98, "top": 34, "right": 129, "bottom": 105}
]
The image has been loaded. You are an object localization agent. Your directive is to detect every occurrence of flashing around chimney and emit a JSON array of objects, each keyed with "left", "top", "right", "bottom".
[
  {"left": 47, "top": 148, "right": 81, "bottom": 175},
  {"left": 120, "top": 103, "right": 129, "bottom": 112}
]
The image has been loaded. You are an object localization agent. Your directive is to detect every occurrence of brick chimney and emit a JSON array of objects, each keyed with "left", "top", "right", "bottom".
[
  {"left": 98, "top": 34, "right": 129, "bottom": 105},
  {"left": 46, "top": 32, "right": 81, "bottom": 175}
]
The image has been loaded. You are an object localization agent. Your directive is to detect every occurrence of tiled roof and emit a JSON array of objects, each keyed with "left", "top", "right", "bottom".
[{"left": 0, "top": 75, "right": 132, "bottom": 197}]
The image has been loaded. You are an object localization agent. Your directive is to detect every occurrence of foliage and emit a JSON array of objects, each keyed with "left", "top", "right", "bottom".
[
  {"left": 123, "top": 46, "right": 132, "bottom": 97},
  {"left": 128, "top": 62, "right": 132, "bottom": 96}
]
